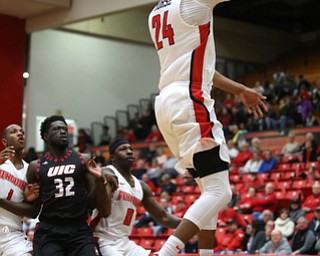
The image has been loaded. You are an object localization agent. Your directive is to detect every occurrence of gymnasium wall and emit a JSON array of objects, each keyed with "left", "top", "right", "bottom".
[
  {"left": 0, "top": 14, "right": 25, "bottom": 150},
  {"left": 25, "top": 29, "right": 160, "bottom": 149}
]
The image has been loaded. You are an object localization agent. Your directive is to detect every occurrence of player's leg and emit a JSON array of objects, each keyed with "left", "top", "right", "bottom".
[
  {"left": 67, "top": 226, "right": 101, "bottom": 256},
  {"left": 0, "top": 229, "right": 33, "bottom": 256},
  {"left": 125, "top": 240, "right": 151, "bottom": 256},
  {"left": 33, "top": 224, "right": 65, "bottom": 256},
  {"left": 158, "top": 149, "right": 231, "bottom": 256}
]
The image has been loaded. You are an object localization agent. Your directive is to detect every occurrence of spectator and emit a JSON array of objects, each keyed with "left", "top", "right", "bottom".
[
  {"left": 147, "top": 158, "right": 164, "bottom": 185},
  {"left": 281, "top": 131, "right": 300, "bottom": 157},
  {"left": 240, "top": 151, "right": 263, "bottom": 174},
  {"left": 235, "top": 186, "right": 257, "bottom": 214},
  {"left": 144, "top": 143, "right": 158, "bottom": 165},
  {"left": 289, "top": 198, "right": 305, "bottom": 223},
  {"left": 308, "top": 206, "right": 320, "bottom": 239},
  {"left": 300, "top": 165, "right": 320, "bottom": 186},
  {"left": 162, "top": 155, "right": 179, "bottom": 178},
  {"left": 174, "top": 198, "right": 189, "bottom": 219},
  {"left": 301, "top": 140, "right": 318, "bottom": 162},
  {"left": 291, "top": 216, "right": 316, "bottom": 255},
  {"left": 253, "top": 81, "right": 264, "bottom": 95},
  {"left": 226, "top": 139, "right": 239, "bottom": 160},
  {"left": 159, "top": 173, "right": 177, "bottom": 195},
  {"left": 218, "top": 205, "right": 247, "bottom": 228},
  {"left": 305, "top": 111, "right": 319, "bottom": 127},
  {"left": 99, "top": 125, "right": 112, "bottom": 146},
  {"left": 278, "top": 97, "right": 296, "bottom": 134},
  {"left": 76, "top": 128, "right": 93, "bottom": 153},
  {"left": 258, "top": 149, "right": 277, "bottom": 173},
  {"left": 302, "top": 181, "right": 320, "bottom": 213},
  {"left": 274, "top": 208, "right": 295, "bottom": 239},
  {"left": 249, "top": 220, "right": 275, "bottom": 254},
  {"left": 141, "top": 173, "right": 157, "bottom": 194},
  {"left": 228, "top": 182, "right": 241, "bottom": 208},
  {"left": 242, "top": 223, "right": 255, "bottom": 253},
  {"left": 232, "top": 142, "right": 252, "bottom": 168},
  {"left": 122, "top": 127, "right": 137, "bottom": 143},
  {"left": 92, "top": 149, "right": 106, "bottom": 166},
  {"left": 145, "top": 124, "right": 163, "bottom": 142},
  {"left": 251, "top": 183, "right": 278, "bottom": 220},
  {"left": 214, "top": 218, "right": 245, "bottom": 254},
  {"left": 240, "top": 173, "right": 263, "bottom": 194},
  {"left": 132, "top": 158, "right": 147, "bottom": 180},
  {"left": 259, "top": 229, "right": 292, "bottom": 255}
]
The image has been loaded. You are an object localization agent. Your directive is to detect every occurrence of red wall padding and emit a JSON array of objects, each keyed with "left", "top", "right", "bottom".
[{"left": 0, "top": 14, "right": 25, "bottom": 149}]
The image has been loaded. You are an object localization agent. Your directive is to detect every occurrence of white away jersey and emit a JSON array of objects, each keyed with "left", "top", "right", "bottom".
[
  {"left": 91, "top": 165, "right": 143, "bottom": 241},
  {"left": 148, "top": 0, "right": 216, "bottom": 90},
  {"left": 0, "top": 160, "right": 28, "bottom": 231}
]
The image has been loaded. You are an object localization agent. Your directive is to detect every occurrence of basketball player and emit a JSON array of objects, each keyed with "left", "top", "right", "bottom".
[
  {"left": 0, "top": 124, "right": 37, "bottom": 255},
  {"left": 89, "top": 137, "right": 181, "bottom": 256},
  {"left": 25, "top": 115, "right": 117, "bottom": 256},
  {"left": 148, "top": 0, "right": 268, "bottom": 255}
]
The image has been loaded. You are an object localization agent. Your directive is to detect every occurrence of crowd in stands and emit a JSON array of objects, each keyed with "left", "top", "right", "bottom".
[{"left": 20, "top": 70, "right": 320, "bottom": 254}]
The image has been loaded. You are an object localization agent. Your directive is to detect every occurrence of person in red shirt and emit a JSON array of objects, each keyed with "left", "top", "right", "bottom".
[
  {"left": 232, "top": 142, "right": 253, "bottom": 168},
  {"left": 218, "top": 205, "right": 247, "bottom": 228},
  {"left": 234, "top": 186, "right": 257, "bottom": 214},
  {"left": 302, "top": 181, "right": 320, "bottom": 213},
  {"left": 174, "top": 198, "right": 189, "bottom": 218},
  {"left": 145, "top": 124, "right": 163, "bottom": 142},
  {"left": 214, "top": 218, "right": 245, "bottom": 253},
  {"left": 240, "top": 172, "right": 263, "bottom": 194},
  {"left": 251, "top": 182, "right": 278, "bottom": 220}
]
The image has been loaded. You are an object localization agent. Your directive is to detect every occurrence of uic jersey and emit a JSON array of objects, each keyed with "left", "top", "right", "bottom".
[
  {"left": 91, "top": 165, "right": 143, "bottom": 241},
  {"left": 0, "top": 160, "right": 28, "bottom": 231},
  {"left": 37, "top": 149, "right": 88, "bottom": 225},
  {"left": 148, "top": 0, "right": 216, "bottom": 91}
]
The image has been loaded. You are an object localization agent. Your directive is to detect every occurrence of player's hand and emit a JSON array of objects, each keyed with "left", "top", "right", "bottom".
[
  {"left": 239, "top": 88, "right": 268, "bottom": 119},
  {"left": 86, "top": 156, "right": 102, "bottom": 178},
  {"left": 24, "top": 183, "right": 40, "bottom": 203},
  {"left": 0, "top": 146, "right": 15, "bottom": 164},
  {"left": 103, "top": 168, "right": 119, "bottom": 193}
]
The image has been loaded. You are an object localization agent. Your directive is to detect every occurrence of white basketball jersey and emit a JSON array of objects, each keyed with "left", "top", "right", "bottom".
[
  {"left": 0, "top": 160, "right": 28, "bottom": 231},
  {"left": 91, "top": 165, "right": 143, "bottom": 241},
  {"left": 148, "top": 0, "right": 216, "bottom": 90}
]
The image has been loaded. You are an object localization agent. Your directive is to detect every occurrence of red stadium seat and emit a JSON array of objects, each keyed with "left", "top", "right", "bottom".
[
  {"left": 137, "top": 227, "right": 154, "bottom": 237},
  {"left": 140, "top": 238, "right": 155, "bottom": 250},
  {"left": 291, "top": 162, "right": 305, "bottom": 171},
  {"left": 153, "top": 239, "right": 166, "bottom": 251},
  {"left": 185, "top": 194, "right": 199, "bottom": 205},
  {"left": 277, "top": 163, "right": 292, "bottom": 172},
  {"left": 275, "top": 190, "right": 286, "bottom": 199},
  {"left": 292, "top": 179, "right": 307, "bottom": 189},
  {"left": 277, "top": 179, "right": 292, "bottom": 190},
  {"left": 285, "top": 190, "right": 302, "bottom": 200},
  {"left": 182, "top": 186, "right": 195, "bottom": 194},
  {"left": 282, "top": 171, "right": 296, "bottom": 180}
]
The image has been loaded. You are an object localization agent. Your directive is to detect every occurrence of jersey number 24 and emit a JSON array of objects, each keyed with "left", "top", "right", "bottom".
[{"left": 151, "top": 11, "right": 175, "bottom": 50}]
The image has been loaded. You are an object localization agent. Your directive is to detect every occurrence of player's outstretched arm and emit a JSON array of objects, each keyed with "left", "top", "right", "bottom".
[
  {"left": 213, "top": 71, "right": 268, "bottom": 119},
  {"left": 85, "top": 156, "right": 117, "bottom": 218},
  {"left": 140, "top": 181, "right": 181, "bottom": 229}
]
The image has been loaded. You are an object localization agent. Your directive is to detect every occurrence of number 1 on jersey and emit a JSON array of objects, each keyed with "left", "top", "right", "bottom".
[{"left": 152, "top": 11, "right": 175, "bottom": 50}]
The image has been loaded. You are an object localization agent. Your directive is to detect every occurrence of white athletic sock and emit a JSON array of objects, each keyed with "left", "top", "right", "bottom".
[
  {"left": 199, "top": 249, "right": 214, "bottom": 256},
  {"left": 158, "top": 235, "right": 185, "bottom": 256}
]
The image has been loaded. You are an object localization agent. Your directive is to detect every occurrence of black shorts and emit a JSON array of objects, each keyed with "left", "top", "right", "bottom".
[{"left": 33, "top": 222, "right": 101, "bottom": 256}]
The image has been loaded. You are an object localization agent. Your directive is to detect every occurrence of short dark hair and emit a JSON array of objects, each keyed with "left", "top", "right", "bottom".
[{"left": 40, "top": 115, "right": 67, "bottom": 141}]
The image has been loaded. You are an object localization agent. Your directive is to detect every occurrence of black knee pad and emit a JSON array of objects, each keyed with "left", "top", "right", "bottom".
[
  {"left": 193, "top": 146, "right": 229, "bottom": 178},
  {"left": 187, "top": 168, "right": 199, "bottom": 178}
]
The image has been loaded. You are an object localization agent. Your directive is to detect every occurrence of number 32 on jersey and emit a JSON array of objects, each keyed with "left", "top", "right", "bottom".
[{"left": 151, "top": 11, "right": 175, "bottom": 50}]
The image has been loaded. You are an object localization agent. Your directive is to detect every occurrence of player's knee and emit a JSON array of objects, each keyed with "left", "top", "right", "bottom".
[{"left": 193, "top": 146, "right": 229, "bottom": 178}]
